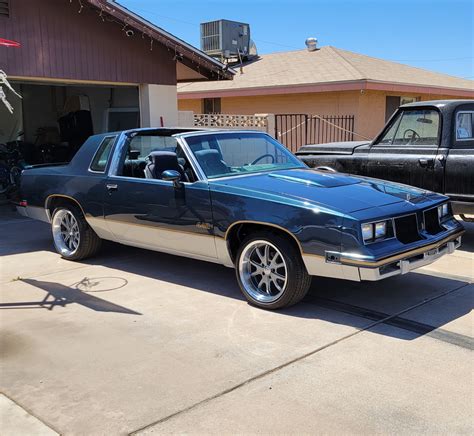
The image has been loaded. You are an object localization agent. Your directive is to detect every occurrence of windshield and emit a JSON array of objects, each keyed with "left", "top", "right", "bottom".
[{"left": 184, "top": 132, "right": 305, "bottom": 179}]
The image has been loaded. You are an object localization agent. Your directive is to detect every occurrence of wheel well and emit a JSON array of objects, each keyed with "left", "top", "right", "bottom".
[
  {"left": 226, "top": 222, "right": 302, "bottom": 262},
  {"left": 46, "top": 196, "right": 83, "bottom": 220}
]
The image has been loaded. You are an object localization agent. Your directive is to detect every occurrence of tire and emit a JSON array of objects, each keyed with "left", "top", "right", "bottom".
[
  {"left": 51, "top": 205, "right": 102, "bottom": 261},
  {"left": 235, "top": 231, "right": 312, "bottom": 310}
]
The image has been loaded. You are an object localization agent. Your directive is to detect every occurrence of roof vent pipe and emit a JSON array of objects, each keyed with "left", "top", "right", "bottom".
[{"left": 305, "top": 37, "right": 318, "bottom": 52}]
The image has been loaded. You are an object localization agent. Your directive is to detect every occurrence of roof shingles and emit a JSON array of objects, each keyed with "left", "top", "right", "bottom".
[{"left": 177, "top": 46, "right": 474, "bottom": 94}]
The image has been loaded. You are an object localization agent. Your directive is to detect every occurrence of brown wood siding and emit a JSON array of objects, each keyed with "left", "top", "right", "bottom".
[{"left": 0, "top": 0, "right": 176, "bottom": 85}]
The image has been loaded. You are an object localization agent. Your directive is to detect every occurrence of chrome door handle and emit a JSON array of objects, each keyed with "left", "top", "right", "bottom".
[
  {"left": 106, "top": 183, "right": 118, "bottom": 192},
  {"left": 418, "top": 158, "right": 434, "bottom": 168}
]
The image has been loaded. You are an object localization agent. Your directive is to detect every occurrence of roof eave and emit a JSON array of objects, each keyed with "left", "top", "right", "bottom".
[
  {"left": 86, "top": 0, "right": 235, "bottom": 81},
  {"left": 178, "top": 79, "right": 474, "bottom": 99}
]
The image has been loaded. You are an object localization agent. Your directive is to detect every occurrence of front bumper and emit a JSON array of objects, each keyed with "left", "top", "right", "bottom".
[
  {"left": 302, "top": 231, "right": 463, "bottom": 282},
  {"left": 357, "top": 234, "right": 462, "bottom": 280}
]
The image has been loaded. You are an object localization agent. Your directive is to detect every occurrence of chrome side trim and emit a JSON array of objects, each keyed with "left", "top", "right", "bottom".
[
  {"left": 215, "top": 237, "right": 234, "bottom": 267},
  {"left": 105, "top": 218, "right": 218, "bottom": 259},
  {"left": 85, "top": 216, "right": 117, "bottom": 241},
  {"left": 17, "top": 205, "right": 49, "bottom": 223},
  {"left": 116, "top": 239, "right": 224, "bottom": 265}
]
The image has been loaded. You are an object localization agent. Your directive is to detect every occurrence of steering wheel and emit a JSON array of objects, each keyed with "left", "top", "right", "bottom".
[
  {"left": 250, "top": 153, "right": 275, "bottom": 165},
  {"left": 403, "top": 129, "right": 420, "bottom": 142}
]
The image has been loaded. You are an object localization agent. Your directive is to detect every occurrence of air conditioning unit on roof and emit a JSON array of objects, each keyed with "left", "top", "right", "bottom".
[{"left": 200, "top": 19, "right": 251, "bottom": 60}]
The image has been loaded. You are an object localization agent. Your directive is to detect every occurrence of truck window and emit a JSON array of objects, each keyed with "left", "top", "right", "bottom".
[
  {"left": 378, "top": 110, "right": 440, "bottom": 146},
  {"left": 456, "top": 112, "right": 474, "bottom": 140}
]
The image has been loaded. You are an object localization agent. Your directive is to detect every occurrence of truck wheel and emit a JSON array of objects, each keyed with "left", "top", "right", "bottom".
[
  {"left": 51, "top": 205, "right": 102, "bottom": 261},
  {"left": 235, "top": 231, "right": 312, "bottom": 310}
]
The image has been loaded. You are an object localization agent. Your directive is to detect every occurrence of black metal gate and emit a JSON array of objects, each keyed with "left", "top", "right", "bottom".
[{"left": 275, "top": 114, "right": 355, "bottom": 152}]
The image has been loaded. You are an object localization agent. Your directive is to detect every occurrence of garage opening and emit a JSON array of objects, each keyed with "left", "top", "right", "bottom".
[{"left": 0, "top": 81, "right": 140, "bottom": 164}]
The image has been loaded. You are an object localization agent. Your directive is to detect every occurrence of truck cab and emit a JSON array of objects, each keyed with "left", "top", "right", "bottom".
[{"left": 297, "top": 100, "right": 474, "bottom": 220}]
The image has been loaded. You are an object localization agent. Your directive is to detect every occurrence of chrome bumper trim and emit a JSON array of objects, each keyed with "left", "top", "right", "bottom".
[
  {"left": 303, "top": 235, "right": 462, "bottom": 282},
  {"left": 340, "top": 230, "right": 464, "bottom": 268},
  {"left": 359, "top": 237, "right": 461, "bottom": 281}
]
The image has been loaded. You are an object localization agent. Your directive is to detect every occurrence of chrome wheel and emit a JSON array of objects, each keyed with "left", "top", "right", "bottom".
[
  {"left": 52, "top": 209, "right": 80, "bottom": 256},
  {"left": 238, "top": 240, "right": 288, "bottom": 303}
]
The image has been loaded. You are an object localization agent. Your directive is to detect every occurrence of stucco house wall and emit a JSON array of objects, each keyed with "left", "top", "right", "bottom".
[{"left": 178, "top": 89, "right": 459, "bottom": 140}]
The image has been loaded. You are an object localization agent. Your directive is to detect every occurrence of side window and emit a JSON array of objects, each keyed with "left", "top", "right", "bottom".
[
  {"left": 392, "top": 110, "right": 439, "bottom": 145},
  {"left": 90, "top": 136, "right": 116, "bottom": 172},
  {"left": 117, "top": 135, "right": 198, "bottom": 182},
  {"left": 456, "top": 112, "right": 474, "bottom": 140}
]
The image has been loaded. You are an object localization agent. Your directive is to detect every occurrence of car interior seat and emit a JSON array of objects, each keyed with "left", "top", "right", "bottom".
[
  {"left": 194, "top": 149, "right": 231, "bottom": 177},
  {"left": 144, "top": 151, "right": 188, "bottom": 181}
]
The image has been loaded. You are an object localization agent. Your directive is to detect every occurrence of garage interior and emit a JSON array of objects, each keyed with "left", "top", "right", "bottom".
[{"left": 0, "top": 80, "right": 140, "bottom": 163}]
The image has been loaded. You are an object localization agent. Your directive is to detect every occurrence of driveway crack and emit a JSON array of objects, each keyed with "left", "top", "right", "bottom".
[{"left": 129, "top": 282, "right": 469, "bottom": 434}]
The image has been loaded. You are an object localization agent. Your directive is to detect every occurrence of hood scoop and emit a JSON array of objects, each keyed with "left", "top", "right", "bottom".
[{"left": 268, "top": 170, "right": 360, "bottom": 188}]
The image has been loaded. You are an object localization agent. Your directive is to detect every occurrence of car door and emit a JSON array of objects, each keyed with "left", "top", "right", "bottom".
[
  {"left": 366, "top": 108, "right": 444, "bottom": 193},
  {"left": 102, "top": 133, "right": 217, "bottom": 261},
  {"left": 445, "top": 106, "right": 474, "bottom": 203}
]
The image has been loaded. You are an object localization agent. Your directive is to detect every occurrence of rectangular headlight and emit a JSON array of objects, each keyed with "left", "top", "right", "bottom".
[
  {"left": 362, "top": 223, "right": 374, "bottom": 242},
  {"left": 375, "top": 221, "right": 387, "bottom": 238}
]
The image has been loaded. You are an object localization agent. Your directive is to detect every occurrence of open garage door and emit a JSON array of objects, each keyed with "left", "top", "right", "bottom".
[{"left": 0, "top": 80, "right": 140, "bottom": 165}]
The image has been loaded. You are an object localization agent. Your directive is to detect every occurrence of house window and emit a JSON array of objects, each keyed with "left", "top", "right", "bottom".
[
  {"left": 0, "top": 0, "right": 9, "bottom": 17},
  {"left": 385, "top": 96, "right": 419, "bottom": 121},
  {"left": 202, "top": 98, "right": 221, "bottom": 114}
]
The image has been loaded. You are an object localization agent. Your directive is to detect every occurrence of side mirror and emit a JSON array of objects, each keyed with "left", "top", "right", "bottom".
[{"left": 162, "top": 169, "right": 182, "bottom": 188}]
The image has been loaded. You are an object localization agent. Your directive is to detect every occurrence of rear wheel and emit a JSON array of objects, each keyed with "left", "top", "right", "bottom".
[
  {"left": 235, "top": 231, "right": 311, "bottom": 309},
  {"left": 51, "top": 205, "right": 101, "bottom": 260}
]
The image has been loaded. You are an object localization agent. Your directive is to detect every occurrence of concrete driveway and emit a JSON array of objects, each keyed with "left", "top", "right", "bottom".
[{"left": 0, "top": 205, "right": 472, "bottom": 435}]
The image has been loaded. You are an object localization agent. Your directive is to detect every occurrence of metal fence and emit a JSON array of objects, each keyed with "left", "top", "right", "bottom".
[{"left": 275, "top": 114, "right": 355, "bottom": 152}]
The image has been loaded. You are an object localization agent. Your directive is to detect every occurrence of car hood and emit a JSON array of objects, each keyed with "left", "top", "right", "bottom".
[
  {"left": 296, "top": 140, "right": 370, "bottom": 155},
  {"left": 209, "top": 168, "right": 436, "bottom": 214}
]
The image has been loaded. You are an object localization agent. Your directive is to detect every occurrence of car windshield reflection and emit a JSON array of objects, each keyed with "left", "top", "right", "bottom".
[{"left": 184, "top": 132, "right": 305, "bottom": 179}]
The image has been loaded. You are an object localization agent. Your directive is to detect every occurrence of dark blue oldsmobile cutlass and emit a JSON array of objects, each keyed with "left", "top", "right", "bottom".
[{"left": 18, "top": 128, "right": 464, "bottom": 309}]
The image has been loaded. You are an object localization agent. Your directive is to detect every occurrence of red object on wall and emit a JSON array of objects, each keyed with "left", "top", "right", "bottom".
[{"left": 0, "top": 38, "right": 21, "bottom": 48}]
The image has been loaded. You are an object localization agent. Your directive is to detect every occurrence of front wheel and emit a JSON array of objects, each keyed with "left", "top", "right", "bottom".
[
  {"left": 235, "top": 231, "right": 312, "bottom": 310},
  {"left": 52, "top": 205, "right": 102, "bottom": 260}
]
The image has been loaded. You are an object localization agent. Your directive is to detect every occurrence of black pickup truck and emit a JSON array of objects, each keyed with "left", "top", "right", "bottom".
[{"left": 297, "top": 100, "right": 474, "bottom": 221}]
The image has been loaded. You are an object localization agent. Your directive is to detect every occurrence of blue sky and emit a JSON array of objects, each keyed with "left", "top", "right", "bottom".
[{"left": 120, "top": 0, "right": 473, "bottom": 79}]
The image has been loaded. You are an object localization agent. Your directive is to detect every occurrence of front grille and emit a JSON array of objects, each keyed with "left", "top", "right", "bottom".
[
  {"left": 424, "top": 208, "right": 443, "bottom": 235},
  {"left": 394, "top": 214, "right": 422, "bottom": 244}
]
